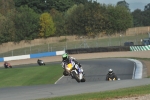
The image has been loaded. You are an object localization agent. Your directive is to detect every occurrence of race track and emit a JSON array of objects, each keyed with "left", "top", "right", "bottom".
[
  {"left": 56, "top": 58, "right": 134, "bottom": 84},
  {"left": 0, "top": 58, "right": 148, "bottom": 100}
]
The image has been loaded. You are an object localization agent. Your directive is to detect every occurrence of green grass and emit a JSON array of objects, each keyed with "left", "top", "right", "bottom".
[
  {"left": 38, "top": 84, "right": 150, "bottom": 100},
  {"left": 0, "top": 64, "right": 62, "bottom": 88}
]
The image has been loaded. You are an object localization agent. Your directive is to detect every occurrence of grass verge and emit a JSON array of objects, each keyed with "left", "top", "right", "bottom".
[
  {"left": 38, "top": 84, "right": 150, "bottom": 100},
  {"left": 0, "top": 64, "right": 62, "bottom": 88}
]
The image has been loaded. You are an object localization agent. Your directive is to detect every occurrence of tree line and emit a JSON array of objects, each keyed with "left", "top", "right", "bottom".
[{"left": 0, "top": 0, "right": 149, "bottom": 44}]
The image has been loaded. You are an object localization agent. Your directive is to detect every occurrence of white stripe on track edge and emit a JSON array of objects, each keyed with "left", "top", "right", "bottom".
[
  {"left": 128, "top": 59, "right": 143, "bottom": 79},
  {"left": 55, "top": 75, "right": 64, "bottom": 84},
  {"left": 132, "top": 62, "right": 136, "bottom": 79}
]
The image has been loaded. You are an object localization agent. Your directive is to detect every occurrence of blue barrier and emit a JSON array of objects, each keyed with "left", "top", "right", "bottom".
[
  {"left": 0, "top": 58, "right": 4, "bottom": 62},
  {"left": 1, "top": 50, "right": 65, "bottom": 62},
  {"left": 30, "top": 52, "right": 56, "bottom": 58}
]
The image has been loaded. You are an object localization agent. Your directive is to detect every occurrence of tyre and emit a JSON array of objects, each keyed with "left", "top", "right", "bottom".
[
  {"left": 81, "top": 78, "right": 86, "bottom": 82},
  {"left": 4, "top": 65, "right": 8, "bottom": 68},
  {"left": 71, "top": 74, "right": 74, "bottom": 79},
  {"left": 72, "top": 71, "right": 80, "bottom": 83},
  {"left": 63, "top": 71, "right": 69, "bottom": 76}
]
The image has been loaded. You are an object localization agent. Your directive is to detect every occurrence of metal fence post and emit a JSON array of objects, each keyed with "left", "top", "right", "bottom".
[
  {"left": 48, "top": 44, "right": 49, "bottom": 52},
  {"left": 50, "top": 47, "right": 52, "bottom": 52},
  {"left": 12, "top": 50, "right": 13, "bottom": 56},
  {"left": 24, "top": 49, "right": 26, "bottom": 55},
  {"left": 30, "top": 45, "right": 31, "bottom": 54}
]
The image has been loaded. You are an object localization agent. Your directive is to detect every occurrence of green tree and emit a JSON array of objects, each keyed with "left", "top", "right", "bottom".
[
  {"left": 73, "top": 0, "right": 88, "bottom": 5},
  {"left": 65, "top": 4, "right": 86, "bottom": 35},
  {"left": 142, "top": 10, "right": 150, "bottom": 26},
  {"left": 14, "top": 0, "right": 88, "bottom": 13},
  {"left": 14, "top": 0, "right": 45, "bottom": 13},
  {"left": 2, "top": 9, "right": 16, "bottom": 42},
  {"left": 65, "top": 1, "right": 106, "bottom": 37},
  {"left": 117, "top": 0, "right": 130, "bottom": 11},
  {"left": 132, "top": 9, "right": 143, "bottom": 27},
  {"left": 39, "top": 13, "right": 56, "bottom": 38},
  {"left": 106, "top": 5, "right": 133, "bottom": 34},
  {"left": 14, "top": 5, "right": 40, "bottom": 42},
  {"left": 0, "top": 14, "right": 7, "bottom": 43},
  {"left": 142, "top": 3, "right": 150, "bottom": 26},
  {"left": 0, "top": 0, "right": 16, "bottom": 44},
  {"left": 144, "top": 3, "right": 150, "bottom": 10},
  {"left": 53, "top": 0, "right": 74, "bottom": 12},
  {"left": 63, "top": 4, "right": 79, "bottom": 36},
  {"left": 50, "top": 8, "right": 65, "bottom": 36},
  {"left": 0, "top": 0, "right": 15, "bottom": 15},
  {"left": 84, "top": 1, "right": 106, "bottom": 37}
]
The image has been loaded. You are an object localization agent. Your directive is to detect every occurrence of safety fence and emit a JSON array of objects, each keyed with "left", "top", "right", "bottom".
[
  {"left": 0, "top": 33, "right": 148, "bottom": 58},
  {"left": 0, "top": 45, "right": 150, "bottom": 62}
]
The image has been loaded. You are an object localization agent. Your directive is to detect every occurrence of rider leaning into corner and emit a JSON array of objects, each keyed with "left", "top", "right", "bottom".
[
  {"left": 106, "top": 69, "right": 118, "bottom": 81},
  {"left": 61, "top": 53, "right": 84, "bottom": 76}
]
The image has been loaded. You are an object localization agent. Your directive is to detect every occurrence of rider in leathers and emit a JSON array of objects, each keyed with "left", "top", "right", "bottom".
[
  {"left": 62, "top": 53, "right": 84, "bottom": 76},
  {"left": 106, "top": 69, "right": 118, "bottom": 81}
]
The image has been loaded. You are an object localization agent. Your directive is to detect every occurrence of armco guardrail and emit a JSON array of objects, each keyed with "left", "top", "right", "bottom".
[{"left": 0, "top": 50, "right": 65, "bottom": 62}]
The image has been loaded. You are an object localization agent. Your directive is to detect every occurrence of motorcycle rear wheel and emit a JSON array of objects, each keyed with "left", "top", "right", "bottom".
[
  {"left": 63, "top": 71, "right": 69, "bottom": 76},
  {"left": 81, "top": 78, "right": 86, "bottom": 82}
]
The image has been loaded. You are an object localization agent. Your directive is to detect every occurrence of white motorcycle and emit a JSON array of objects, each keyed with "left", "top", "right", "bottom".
[{"left": 65, "top": 63, "right": 86, "bottom": 83}]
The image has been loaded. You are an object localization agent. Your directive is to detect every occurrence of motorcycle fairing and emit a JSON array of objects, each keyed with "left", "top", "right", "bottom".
[{"left": 66, "top": 63, "right": 73, "bottom": 71}]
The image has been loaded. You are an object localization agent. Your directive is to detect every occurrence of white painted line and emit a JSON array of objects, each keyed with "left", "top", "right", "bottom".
[{"left": 54, "top": 75, "right": 64, "bottom": 84}]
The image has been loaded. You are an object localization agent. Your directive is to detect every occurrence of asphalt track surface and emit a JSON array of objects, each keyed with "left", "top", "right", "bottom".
[
  {"left": 0, "top": 51, "right": 150, "bottom": 100},
  {"left": 1, "top": 58, "right": 149, "bottom": 100},
  {"left": 56, "top": 58, "right": 134, "bottom": 84}
]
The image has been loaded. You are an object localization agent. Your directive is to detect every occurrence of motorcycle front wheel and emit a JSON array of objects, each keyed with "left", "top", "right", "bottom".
[{"left": 72, "top": 71, "right": 80, "bottom": 83}]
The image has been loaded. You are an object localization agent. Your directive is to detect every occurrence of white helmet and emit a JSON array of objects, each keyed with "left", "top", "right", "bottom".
[{"left": 108, "top": 69, "right": 113, "bottom": 73}]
